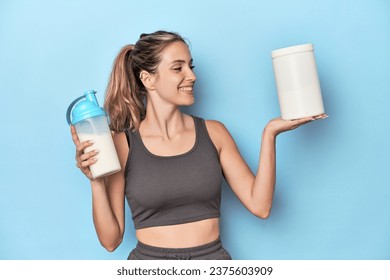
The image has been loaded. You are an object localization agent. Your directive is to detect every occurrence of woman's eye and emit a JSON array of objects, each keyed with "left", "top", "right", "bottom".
[{"left": 172, "top": 65, "right": 195, "bottom": 71}]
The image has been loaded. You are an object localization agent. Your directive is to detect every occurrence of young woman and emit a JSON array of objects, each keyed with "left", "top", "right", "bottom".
[{"left": 71, "top": 31, "right": 326, "bottom": 260}]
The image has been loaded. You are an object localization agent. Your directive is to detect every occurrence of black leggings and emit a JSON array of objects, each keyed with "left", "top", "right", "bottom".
[{"left": 127, "top": 237, "right": 232, "bottom": 260}]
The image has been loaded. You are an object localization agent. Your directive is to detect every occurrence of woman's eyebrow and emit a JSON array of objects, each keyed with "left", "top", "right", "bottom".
[{"left": 171, "top": 58, "right": 193, "bottom": 64}]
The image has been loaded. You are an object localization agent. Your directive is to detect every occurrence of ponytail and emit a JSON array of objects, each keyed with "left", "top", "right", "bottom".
[
  {"left": 104, "top": 45, "right": 146, "bottom": 132},
  {"left": 104, "top": 31, "right": 187, "bottom": 132}
]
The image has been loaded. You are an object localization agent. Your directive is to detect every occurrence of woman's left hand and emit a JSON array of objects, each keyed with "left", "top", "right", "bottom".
[{"left": 265, "top": 114, "right": 328, "bottom": 137}]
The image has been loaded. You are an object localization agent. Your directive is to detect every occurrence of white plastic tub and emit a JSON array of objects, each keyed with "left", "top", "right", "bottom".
[{"left": 271, "top": 44, "right": 325, "bottom": 120}]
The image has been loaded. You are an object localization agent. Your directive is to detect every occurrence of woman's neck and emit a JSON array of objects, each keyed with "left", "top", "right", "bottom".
[{"left": 141, "top": 100, "right": 186, "bottom": 140}]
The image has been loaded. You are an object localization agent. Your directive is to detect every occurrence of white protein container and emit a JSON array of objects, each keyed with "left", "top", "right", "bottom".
[{"left": 271, "top": 44, "right": 325, "bottom": 120}]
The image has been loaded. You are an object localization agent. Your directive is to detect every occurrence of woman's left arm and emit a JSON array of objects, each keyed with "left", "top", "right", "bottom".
[{"left": 206, "top": 114, "right": 326, "bottom": 219}]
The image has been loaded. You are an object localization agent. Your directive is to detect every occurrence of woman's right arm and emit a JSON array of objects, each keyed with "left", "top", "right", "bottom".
[{"left": 71, "top": 126, "right": 128, "bottom": 252}]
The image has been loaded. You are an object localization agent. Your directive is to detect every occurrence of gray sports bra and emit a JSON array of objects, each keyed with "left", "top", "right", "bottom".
[{"left": 124, "top": 115, "right": 222, "bottom": 230}]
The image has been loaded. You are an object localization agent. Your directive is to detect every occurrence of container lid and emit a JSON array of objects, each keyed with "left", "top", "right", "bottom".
[
  {"left": 67, "top": 90, "right": 106, "bottom": 125},
  {"left": 71, "top": 100, "right": 106, "bottom": 124},
  {"left": 271, "top": 44, "right": 313, "bottom": 59}
]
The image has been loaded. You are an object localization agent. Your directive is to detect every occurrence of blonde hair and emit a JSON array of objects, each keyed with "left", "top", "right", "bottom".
[{"left": 104, "top": 31, "right": 187, "bottom": 132}]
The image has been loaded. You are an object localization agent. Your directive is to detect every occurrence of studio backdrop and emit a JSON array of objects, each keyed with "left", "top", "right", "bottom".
[{"left": 1, "top": 0, "right": 389, "bottom": 259}]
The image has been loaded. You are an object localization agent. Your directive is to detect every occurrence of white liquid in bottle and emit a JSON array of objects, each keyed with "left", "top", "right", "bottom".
[{"left": 77, "top": 131, "right": 121, "bottom": 179}]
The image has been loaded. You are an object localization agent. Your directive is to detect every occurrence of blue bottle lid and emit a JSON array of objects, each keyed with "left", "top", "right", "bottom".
[{"left": 66, "top": 90, "right": 106, "bottom": 125}]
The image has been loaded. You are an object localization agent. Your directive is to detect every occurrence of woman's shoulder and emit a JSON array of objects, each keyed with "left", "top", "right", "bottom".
[
  {"left": 190, "top": 114, "right": 227, "bottom": 130},
  {"left": 198, "top": 117, "right": 233, "bottom": 150},
  {"left": 204, "top": 119, "right": 227, "bottom": 133}
]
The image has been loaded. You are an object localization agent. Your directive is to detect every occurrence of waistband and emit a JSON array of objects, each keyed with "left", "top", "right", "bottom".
[{"left": 135, "top": 237, "right": 222, "bottom": 260}]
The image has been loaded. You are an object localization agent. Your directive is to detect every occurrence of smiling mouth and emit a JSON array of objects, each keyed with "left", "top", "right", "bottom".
[{"left": 178, "top": 86, "right": 194, "bottom": 94}]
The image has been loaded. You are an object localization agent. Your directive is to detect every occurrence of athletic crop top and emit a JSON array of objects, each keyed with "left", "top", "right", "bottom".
[{"left": 124, "top": 115, "right": 222, "bottom": 230}]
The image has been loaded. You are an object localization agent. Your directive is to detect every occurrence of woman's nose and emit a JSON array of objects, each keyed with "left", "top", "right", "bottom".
[{"left": 186, "top": 69, "right": 196, "bottom": 82}]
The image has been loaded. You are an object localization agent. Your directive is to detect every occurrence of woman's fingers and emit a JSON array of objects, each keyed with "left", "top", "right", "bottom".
[
  {"left": 76, "top": 149, "right": 98, "bottom": 169},
  {"left": 76, "top": 153, "right": 97, "bottom": 180},
  {"left": 311, "top": 113, "right": 328, "bottom": 120},
  {"left": 292, "top": 117, "right": 314, "bottom": 125},
  {"left": 79, "top": 149, "right": 99, "bottom": 162},
  {"left": 79, "top": 165, "right": 94, "bottom": 180},
  {"left": 292, "top": 114, "right": 328, "bottom": 126},
  {"left": 78, "top": 157, "right": 98, "bottom": 168},
  {"left": 71, "top": 125, "right": 94, "bottom": 157},
  {"left": 267, "top": 114, "right": 328, "bottom": 136},
  {"left": 75, "top": 140, "right": 94, "bottom": 159},
  {"left": 70, "top": 125, "right": 97, "bottom": 180},
  {"left": 70, "top": 125, "right": 80, "bottom": 145}
]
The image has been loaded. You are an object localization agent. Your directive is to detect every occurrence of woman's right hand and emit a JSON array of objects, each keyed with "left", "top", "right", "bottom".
[{"left": 70, "top": 125, "right": 99, "bottom": 180}]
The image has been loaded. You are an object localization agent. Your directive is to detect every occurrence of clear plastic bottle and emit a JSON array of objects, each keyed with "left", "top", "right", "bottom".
[{"left": 66, "top": 90, "right": 121, "bottom": 179}]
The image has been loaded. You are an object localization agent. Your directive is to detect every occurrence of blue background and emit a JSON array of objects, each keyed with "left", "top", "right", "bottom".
[{"left": 1, "top": 0, "right": 389, "bottom": 260}]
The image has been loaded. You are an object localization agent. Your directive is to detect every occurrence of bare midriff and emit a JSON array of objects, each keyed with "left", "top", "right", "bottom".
[{"left": 135, "top": 218, "right": 220, "bottom": 248}]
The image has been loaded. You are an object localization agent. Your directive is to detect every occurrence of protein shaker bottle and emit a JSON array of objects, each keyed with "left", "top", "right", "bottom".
[
  {"left": 271, "top": 44, "right": 325, "bottom": 120},
  {"left": 66, "top": 90, "right": 121, "bottom": 179}
]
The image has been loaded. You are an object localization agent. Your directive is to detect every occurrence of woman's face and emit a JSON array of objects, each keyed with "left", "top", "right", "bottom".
[{"left": 151, "top": 41, "right": 197, "bottom": 106}]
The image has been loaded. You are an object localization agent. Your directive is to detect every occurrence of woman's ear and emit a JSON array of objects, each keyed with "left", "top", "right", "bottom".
[{"left": 139, "top": 70, "right": 156, "bottom": 91}]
